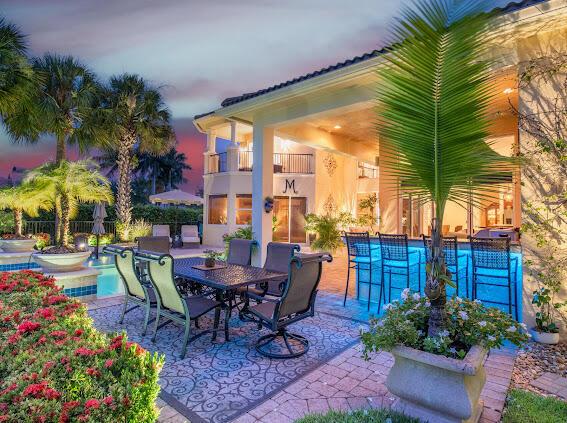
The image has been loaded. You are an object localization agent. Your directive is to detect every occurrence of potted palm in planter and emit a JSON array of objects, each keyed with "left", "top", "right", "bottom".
[
  {"left": 25, "top": 160, "right": 113, "bottom": 272},
  {"left": 0, "top": 182, "right": 52, "bottom": 252},
  {"left": 361, "top": 1, "right": 526, "bottom": 421}
]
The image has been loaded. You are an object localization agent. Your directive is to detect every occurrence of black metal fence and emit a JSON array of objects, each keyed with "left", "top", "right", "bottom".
[{"left": 273, "top": 153, "right": 313, "bottom": 174}]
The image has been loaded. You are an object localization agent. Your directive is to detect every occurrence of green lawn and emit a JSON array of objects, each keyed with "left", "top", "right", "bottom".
[
  {"left": 502, "top": 389, "right": 567, "bottom": 423},
  {"left": 295, "top": 409, "right": 419, "bottom": 423}
]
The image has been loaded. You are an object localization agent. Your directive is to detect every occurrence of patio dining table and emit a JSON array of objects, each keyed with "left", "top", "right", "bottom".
[{"left": 173, "top": 257, "right": 286, "bottom": 341}]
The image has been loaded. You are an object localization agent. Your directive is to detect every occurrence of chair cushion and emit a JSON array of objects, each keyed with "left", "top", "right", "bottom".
[
  {"left": 184, "top": 296, "right": 220, "bottom": 319},
  {"left": 250, "top": 301, "right": 276, "bottom": 321}
]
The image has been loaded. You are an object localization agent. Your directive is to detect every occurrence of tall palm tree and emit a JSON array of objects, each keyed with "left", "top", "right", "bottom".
[
  {"left": 137, "top": 148, "right": 190, "bottom": 194},
  {"left": 377, "top": 0, "right": 516, "bottom": 335},
  {"left": 0, "top": 17, "right": 36, "bottom": 118},
  {"left": 6, "top": 53, "right": 100, "bottom": 163},
  {"left": 25, "top": 160, "right": 113, "bottom": 247},
  {"left": 0, "top": 182, "right": 52, "bottom": 236},
  {"left": 95, "top": 74, "right": 174, "bottom": 227}
]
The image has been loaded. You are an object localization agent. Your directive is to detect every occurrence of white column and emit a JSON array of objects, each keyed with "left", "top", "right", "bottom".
[
  {"left": 204, "top": 130, "right": 217, "bottom": 174},
  {"left": 251, "top": 125, "right": 274, "bottom": 266}
]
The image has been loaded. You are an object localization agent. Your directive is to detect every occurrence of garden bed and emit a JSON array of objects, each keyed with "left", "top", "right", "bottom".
[
  {"left": 502, "top": 389, "right": 567, "bottom": 423},
  {"left": 0, "top": 270, "right": 163, "bottom": 422},
  {"left": 296, "top": 409, "right": 419, "bottom": 423}
]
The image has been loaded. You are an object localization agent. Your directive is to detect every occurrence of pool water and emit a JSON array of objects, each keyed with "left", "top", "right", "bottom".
[{"left": 87, "top": 256, "right": 124, "bottom": 298}]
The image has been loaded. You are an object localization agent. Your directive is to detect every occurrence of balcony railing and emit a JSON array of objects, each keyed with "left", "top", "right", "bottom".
[
  {"left": 207, "top": 152, "right": 227, "bottom": 174},
  {"left": 273, "top": 153, "right": 313, "bottom": 174},
  {"left": 358, "top": 162, "right": 378, "bottom": 179},
  {"left": 238, "top": 151, "right": 253, "bottom": 171}
]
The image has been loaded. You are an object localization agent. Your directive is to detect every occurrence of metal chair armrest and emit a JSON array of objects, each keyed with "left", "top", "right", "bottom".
[{"left": 247, "top": 291, "right": 281, "bottom": 303}]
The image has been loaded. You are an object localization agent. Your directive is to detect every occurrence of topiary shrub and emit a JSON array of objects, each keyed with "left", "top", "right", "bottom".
[{"left": 0, "top": 271, "right": 164, "bottom": 422}]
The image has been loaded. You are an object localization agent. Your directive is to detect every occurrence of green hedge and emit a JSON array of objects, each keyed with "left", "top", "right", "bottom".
[
  {"left": 28, "top": 203, "right": 203, "bottom": 223},
  {"left": 0, "top": 271, "right": 164, "bottom": 422}
]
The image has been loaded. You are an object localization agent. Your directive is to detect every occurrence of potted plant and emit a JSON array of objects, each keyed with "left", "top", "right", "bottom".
[
  {"left": 0, "top": 182, "right": 52, "bottom": 252},
  {"left": 305, "top": 213, "right": 344, "bottom": 253},
  {"left": 360, "top": 1, "right": 522, "bottom": 421},
  {"left": 25, "top": 160, "right": 113, "bottom": 272},
  {"left": 530, "top": 287, "right": 564, "bottom": 344},
  {"left": 203, "top": 249, "right": 222, "bottom": 268}
]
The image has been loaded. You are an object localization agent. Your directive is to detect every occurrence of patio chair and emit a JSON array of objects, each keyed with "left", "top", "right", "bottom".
[
  {"left": 469, "top": 236, "right": 519, "bottom": 320},
  {"left": 422, "top": 235, "right": 469, "bottom": 297},
  {"left": 152, "top": 225, "right": 172, "bottom": 242},
  {"left": 262, "top": 242, "right": 301, "bottom": 297},
  {"left": 344, "top": 232, "right": 382, "bottom": 310},
  {"left": 226, "top": 238, "right": 257, "bottom": 266},
  {"left": 181, "top": 225, "right": 200, "bottom": 247},
  {"left": 138, "top": 236, "right": 171, "bottom": 254},
  {"left": 136, "top": 250, "right": 224, "bottom": 359},
  {"left": 247, "top": 253, "right": 333, "bottom": 358},
  {"left": 102, "top": 245, "right": 156, "bottom": 336},
  {"left": 378, "top": 233, "right": 422, "bottom": 302}
]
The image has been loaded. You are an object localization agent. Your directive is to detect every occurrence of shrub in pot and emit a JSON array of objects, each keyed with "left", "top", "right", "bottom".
[{"left": 530, "top": 287, "right": 565, "bottom": 344}]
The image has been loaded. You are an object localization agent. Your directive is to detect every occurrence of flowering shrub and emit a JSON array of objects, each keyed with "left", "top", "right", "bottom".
[
  {"left": 32, "top": 232, "right": 51, "bottom": 249},
  {"left": 362, "top": 289, "right": 529, "bottom": 360},
  {"left": 72, "top": 233, "right": 115, "bottom": 247},
  {"left": 0, "top": 271, "right": 164, "bottom": 422}
]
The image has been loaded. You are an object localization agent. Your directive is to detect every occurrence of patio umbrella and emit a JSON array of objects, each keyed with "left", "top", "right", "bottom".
[
  {"left": 149, "top": 189, "right": 203, "bottom": 237},
  {"left": 92, "top": 202, "right": 107, "bottom": 260}
]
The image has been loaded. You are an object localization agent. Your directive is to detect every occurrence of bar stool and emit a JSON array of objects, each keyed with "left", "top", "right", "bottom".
[
  {"left": 422, "top": 235, "right": 469, "bottom": 297},
  {"left": 379, "top": 233, "right": 421, "bottom": 302},
  {"left": 344, "top": 232, "right": 382, "bottom": 311},
  {"left": 470, "top": 236, "right": 518, "bottom": 320}
]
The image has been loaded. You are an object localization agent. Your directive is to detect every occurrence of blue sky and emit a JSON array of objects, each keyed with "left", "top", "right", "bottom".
[{"left": 0, "top": 0, "right": 514, "bottom": 191}]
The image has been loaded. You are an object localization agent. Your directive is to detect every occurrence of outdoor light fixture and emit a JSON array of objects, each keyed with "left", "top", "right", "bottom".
[
  {"left": 333, "top": 124, "right": 342, "bottom": 129},
  {"left": 503, "top": 88, "right": 514, "bottom": 95}
]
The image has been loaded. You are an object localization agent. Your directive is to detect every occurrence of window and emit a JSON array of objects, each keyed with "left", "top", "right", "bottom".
[
  {"left": 208, "top": 195, "right": 227, "bottom": 224},
  {"left": 236, "top": 194, "right": 252, "bottom": 225}
]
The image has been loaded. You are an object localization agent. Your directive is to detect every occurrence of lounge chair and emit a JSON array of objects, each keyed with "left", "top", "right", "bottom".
[
  {"left": 181, "top": 225, "right": 200, "bottom": 247},
  {"left": 136, "top": 250, "right": 224, "bottom": 358},
  {"left": 152, "top": 225, "right": 172, "bottom": 242},
  {"left": 248, "top": 253, "right": 332, "bottom": 358},
  {"left": 138, "top": 236, "right": 170, "bottom": 254},
  {"left": 103, "top": 245, "right": 156, "bottom": 336}
]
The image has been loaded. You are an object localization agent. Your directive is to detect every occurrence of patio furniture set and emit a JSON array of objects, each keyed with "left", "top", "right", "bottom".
[
  {"left": 151, "top": 224, "right": 201, "bottom": 248},
  {"left": 104, "top": 240, "right": 332, "bottom": 359},
  {"left": 343, "top": 232, "right": 519, "bottom": 319}
]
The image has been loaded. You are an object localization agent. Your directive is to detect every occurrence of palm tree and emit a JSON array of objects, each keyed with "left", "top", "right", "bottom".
[
  {"left": 6, "top": 53, "right": 100, "bottom": 163},
  {"left": 25, "top": 161, "right": 113, "bottom": 247},
  {"left": 137, "top": 148, "right": 190, "bottom": 194},
  {"left": 95, "top": 74, "right": 174, "bottom": 227},
  {"left": 376, "top": 0, "right": 515, "bottom": 335},
  {"left": 0, "top": 182, "right": 52, "bottom": 236},
  {"left": 0, "top": 17, "right": 36, "bottom": 118}
]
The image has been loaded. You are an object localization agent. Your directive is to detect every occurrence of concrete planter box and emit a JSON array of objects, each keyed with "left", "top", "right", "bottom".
[
  {"left": 0, "top": 239, "right": 37, "bottom": 253},
  {"left": 387, "top": 345, "right": 487, "bottom": 423},
  {"left": 530, "top": 328, "right": 560, "bottom": 345},
  {"left": 32, "top": 251, "right": 91, "bottom": 273}
]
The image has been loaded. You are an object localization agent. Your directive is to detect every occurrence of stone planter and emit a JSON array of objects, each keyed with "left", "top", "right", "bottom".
[
  {"left": 530, "top": 328, "right": 560, "bottom": 345},
  {"left": 32, "top": 251, "right": 91, "bottom": 273},
  {"left": 0, "top": 239, "right": 37, "bottom": 253},
  {"left": 387, "top": 345, "right": 487, "bottom": 423}
]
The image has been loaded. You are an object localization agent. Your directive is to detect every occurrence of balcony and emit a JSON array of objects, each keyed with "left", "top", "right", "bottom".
[
  {"left": 208, "top": 152, "right": 314, "bottom": 174},
  {"left": 207, "top": 153, "right": 227, "bottom": 173},
  {"left": 358, "top": 162, "right": 377, "bottom": 179}
]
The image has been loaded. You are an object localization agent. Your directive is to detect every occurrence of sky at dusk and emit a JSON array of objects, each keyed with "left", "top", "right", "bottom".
[{"left": 0, "top": 0, "right": 513, "bottom": 193}]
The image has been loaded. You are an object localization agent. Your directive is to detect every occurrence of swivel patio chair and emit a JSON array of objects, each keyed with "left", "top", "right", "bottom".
[
  {"left": 136, "top": 250, "right": 224, "bottom": 359},
  {"left": 247, "top": 253, "right": 333, "bottom": 358},
  {"left": 262, "top": 242, "right": 301, "bottom": 297},
  {"left": 422, "top": 235, "right": 469, "bottom": 297},
  {"left": 226, "top": 238, "right": 257, "bottom": 266},
  {"left": 379, "top": 233, "right": 422, "bottom": 302},
  {"left": 469, "top": 236, "right": 519, "bottom": 320},
  {"left": 344, "top": 232, "right": 382, "bottom": 311},
  {"left": 103, "top": 245, "right": 156, "bottom": 336}
]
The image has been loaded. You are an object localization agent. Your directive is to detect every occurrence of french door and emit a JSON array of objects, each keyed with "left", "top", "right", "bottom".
[{"left": 273, "top": 196, "right": 307, "bottom": 243}]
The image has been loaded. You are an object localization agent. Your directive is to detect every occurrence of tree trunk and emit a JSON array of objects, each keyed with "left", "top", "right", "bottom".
[
  {"left": 55, "top": 134, "right": 66, "bottom": 164},
  {"left": 13, "top": 209, "right": 23, "bottom": 236},
  {"left": 425, "top": 212, "right": 449, "bottom": 337},
  {"left": 59, "top": 193, "right": 70, "bottom": 247},
  {"left": 116, "top": 133, "right": 136, "bottom": 226},
  {"left": 152, "top": 163, "right": 157, "bottom": 195}
]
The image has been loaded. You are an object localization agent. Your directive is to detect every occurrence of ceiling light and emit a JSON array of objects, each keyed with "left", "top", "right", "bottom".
[
  {"left": 503, "top": 88, "right": 514, "bottom": 95},
  {"left": 333, "top": 125, "right": 342, "bottom": 130}
]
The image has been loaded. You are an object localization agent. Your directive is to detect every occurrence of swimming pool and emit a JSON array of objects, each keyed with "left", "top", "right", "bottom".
[{"left": 86, "top": 256, "right": 124, "bottom": 298}]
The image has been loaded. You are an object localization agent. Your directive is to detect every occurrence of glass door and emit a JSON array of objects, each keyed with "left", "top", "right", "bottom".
[
  {"left": 273, "top": 196, "right": 307, "bottom": 243},
  {"left": 401, "top": 195, "right": 422, "bottom": 238}
]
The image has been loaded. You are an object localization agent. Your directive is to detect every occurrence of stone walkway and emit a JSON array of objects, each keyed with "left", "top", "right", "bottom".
[{"left": 531, "top": 372, "right": 567, "bottom": 400}]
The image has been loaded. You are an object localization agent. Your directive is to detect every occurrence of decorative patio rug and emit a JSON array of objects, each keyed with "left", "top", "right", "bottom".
[{"left": 89, "top": 297, "right": 364, "bottom": 423}]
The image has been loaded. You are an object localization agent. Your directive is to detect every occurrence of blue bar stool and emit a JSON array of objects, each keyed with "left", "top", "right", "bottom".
[
  {"left": 422, "top": 235, "right": 469, "bottom": 297},
  {"left": 379, "top": 233, "right": 421, "bottom": 302}
]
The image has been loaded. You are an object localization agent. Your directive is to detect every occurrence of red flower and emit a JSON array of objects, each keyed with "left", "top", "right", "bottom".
[
  {"left": 36, "top": 307, "right": 55, "bottom": 320},
  {"left": 62, "top": 401, "right": 80, "bottom": 410},
  {"left": 44, "top": 387, "right": 61, "bottom": 400},
  {"left": 51, "top": 331, "right": 67, "bottom": 338},
  {"left": 7, "top": 333, "right": 20, "bottom": 344},
  {"left": 102, "top": 396, "right": 113, "bottom": 406},
  {"left": 86, "top": 368, "right": 100, "bottom": 378},
  {"left": 45, "top": 294, "right": 67, "bottom": 305},
  {"left": 17, "top": 321, "right": 41, "bottom": 334},
  {"left": 85, "top": 399, "right": 100, "bottom": 409},
  {"left": 22, "top": 382, "right": 47, "bottom": 398},
  {"left": 104, "top": 359, "right": 113, "bottom": 368},
  {"left": 74, "top": 329, "right": 84, "bottom": 336},
  {"left": 74, "top": 347, "right": 95, "bottom": 357}
]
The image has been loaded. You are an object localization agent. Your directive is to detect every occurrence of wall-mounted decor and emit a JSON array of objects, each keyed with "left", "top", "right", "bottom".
[
  {"left": 323, "top": 153, "right": 337, "bottom": 177},
  {"left": 323, "top": 194, "right": 337, "bottom": 215},
  {"left": 264, "top": 196, "right": 274, "bottom": 213}
]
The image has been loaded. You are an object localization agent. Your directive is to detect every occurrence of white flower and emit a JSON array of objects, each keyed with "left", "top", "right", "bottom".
[
  {"left": 488, "top": 335, "right": 496, "bottom": 342},
  {"left": 401, "top": 288, "right": 410, "bottom": 300},
  {"left": 449, "top": 347, "right": 457, "bottom": 354},
  {"left": 377, "top": 320, "right": 385, "bottom": 327},
  {"left": 383, "top": 303, "right": 393, "bottom": 311},
  {"left": 459, "top": 311, "right": 469, "bottom": 320},
  {"left": 506, "top": 325, "right": 517, "bottom": 333},
  {"left": 520, "top": 323, "right": 528, "bottom": 331},
  {"left": 412, "top": 292, "right": 421, "bottom": 301},
  {"left": 425, "top": 301, "right": 431, "bottom": 308},
  {"left": 455, "top": 296, "right": 463, "bottom": 303},
  {"left": 439, "top": 330, "right": 450, "bottom": 338},
  {"left": 404, "top": 310, "right": 414, "bottom": 316},
  {"left": 474, "top": 299, "right": 482, "bottom": 304},
  {"left": 479, "top": 321, "right": 487, "bottom": 327},
  {"left": 417, "top": 330, "right": 424, "bottom": 336}
]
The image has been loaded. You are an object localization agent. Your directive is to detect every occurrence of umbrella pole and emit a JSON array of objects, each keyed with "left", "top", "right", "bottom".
[{"left": 96, "top": 234, "right": 100, "bottom": 260}]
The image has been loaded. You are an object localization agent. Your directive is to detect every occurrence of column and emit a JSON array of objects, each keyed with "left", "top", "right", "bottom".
[
  {"left": 204, "top": 130, "right": 217, "bottom": 174},
  {"left": 378, "top": 138, "right": 399, "bottom": 233},
  {"left": 251, "top": 124, "right": 274, "bottom": 266},
  {"left": 227, "top": 121, "right": 239, "bottom": 172}
]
